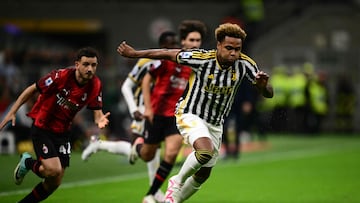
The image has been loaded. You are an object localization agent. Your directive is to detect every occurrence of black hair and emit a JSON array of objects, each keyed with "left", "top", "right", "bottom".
[
  {"left": 178, "top": 20, "right": 207, "bottom": 40},
  {"left": 75, "top": 47, "right": 99, "bottom": 61},
  {"left": 158, "top": 31, "right": 177, "bottom": 46}
]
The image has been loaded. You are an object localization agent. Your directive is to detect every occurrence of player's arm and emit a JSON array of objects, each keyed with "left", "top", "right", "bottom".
[
  {"left": 141, "top": 72, "right": 154, "bottom": 123},
  {"left": 0, "top": 83, "right": 38, "bottom": 130},
  {"left": 117, "top": 41, "right": 180, "bottom": 62},
  {"left": 121, "top": 77, "right": 143, "bottom": 121},
  {"left": 93, "top": 110, "right": 110, "bottom": 129}
]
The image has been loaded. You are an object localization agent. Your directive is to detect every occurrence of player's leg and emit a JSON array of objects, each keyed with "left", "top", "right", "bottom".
[
  {"left": 165, "top": 113, "right": 221, "bottom": 203},
  {"left": 145, "top": 133, "right": 182, "bottom": 201},
  {"left": 81, "top": 135, "right": 132, "bottom": 161},
  {"left": 17, "top": 127, "right": 69, "bottom": 202},
  {"left": 130, "top": 117, "right": 163, "bottom": 164},
  {"left": 19, "top": 157, "right": 64, "bottom": 203},
  {"left": 178, "top": 167, "right": 212, "bottom": 202}
]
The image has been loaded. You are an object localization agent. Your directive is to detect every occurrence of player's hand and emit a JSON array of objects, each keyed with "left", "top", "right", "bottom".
[
  {"left": 117, "top": 41, "right": 136, "bottom": 58},
  {"left": 255, "top": 71, "right": 269, "bottom": 88},
  {"left": 0, "top": 114, "right": 16, "bottom": 131},
  {"left": 143, "top": 108, "right": 154, "bottom": 124},
  {"left": 133, "top": 110, "right": 144, "bottom": 121},
  {"left": 97, "top": 112, "right": 110, "bottom": 129}
]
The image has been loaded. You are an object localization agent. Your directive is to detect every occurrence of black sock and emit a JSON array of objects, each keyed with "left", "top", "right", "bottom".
[
  {"left": 18, "top": 182, "right": 52, "bottom": 203},
  {"left": 25, "top": 158, "right": 44, "bottom": 178},
  {"left": 147, "top": 160, "right": 173, "bottom": 195}
]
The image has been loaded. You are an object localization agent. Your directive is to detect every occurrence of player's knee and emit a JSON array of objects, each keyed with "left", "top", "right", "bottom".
[
  {"left": 43, "top": 165, "right": 62, "bottom": 178},
  {"left": 194, "top": 150, "right": 213, "bottom": 165}
]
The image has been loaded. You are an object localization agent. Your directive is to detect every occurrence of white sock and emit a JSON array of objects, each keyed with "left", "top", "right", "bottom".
[
  {"left": 179, "top": 176, "right": 201, "bottom": 201},
  {"left": 175, "top": 151, "right": 202, "bottom": 183},
  {"left": 147, "top": 148, "right": 161, "bottom": 185},
  {"left": 97, "top": 140, "right": 131, "bottom": 156}
]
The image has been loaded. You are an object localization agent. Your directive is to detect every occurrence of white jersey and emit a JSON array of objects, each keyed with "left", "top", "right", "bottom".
[
  {"left": 175, "top": 49, "right": 259, "bottom": 126},
  {"left": 121, "top": 58, "right": 159, "bottom": 135}
]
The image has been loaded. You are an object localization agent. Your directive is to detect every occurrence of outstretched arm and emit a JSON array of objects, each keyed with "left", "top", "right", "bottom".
[
  {"left": 254, "top": 71, "right": 274, "bottom": 98},
  {"left": 0, "top": 84, "right": 38, "bottom": 130},
  {"left": 117, "top": 41, "right": 180, "bottom": 62}
]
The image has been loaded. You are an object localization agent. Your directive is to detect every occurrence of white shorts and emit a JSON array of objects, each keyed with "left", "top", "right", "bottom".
[
  {"left": 130, "top": 119, "right": 145, "bottom": 136},
  {"left": 176, "top": 113, "right": 223, "bottom": 167}
]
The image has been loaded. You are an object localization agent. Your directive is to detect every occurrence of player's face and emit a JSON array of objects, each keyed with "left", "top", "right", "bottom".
[
  {"left": 216, "top": 36, "right": 242, "bottom": 67},
  {"left": 163, "top": 36, "right": 179, "bottom": 49},
  {"left": 75, "top": 56, "right": 98, "bottom": 84},
  {"left": 182, "top": 31, "right": 202, "bottom": 49}
]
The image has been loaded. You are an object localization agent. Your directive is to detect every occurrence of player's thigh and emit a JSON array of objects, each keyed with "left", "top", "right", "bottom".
[{"left": 164, "top": 134, "right": 183, "bottom": 160}]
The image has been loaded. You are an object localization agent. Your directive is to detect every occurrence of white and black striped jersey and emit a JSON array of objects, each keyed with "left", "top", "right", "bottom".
[
  {"left": 175, "top": 49, "right": 259, "bottom": 126},
  {"left": 127, "top": 58, "right": 158, "bottom": 107}
]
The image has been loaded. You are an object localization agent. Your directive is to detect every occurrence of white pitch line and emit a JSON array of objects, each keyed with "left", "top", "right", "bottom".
[
  {"left": 0, "top": 172, "right": 148, "bottom": 197},
  {"left": 1, "top": 143, "right": 358, "bottom": 197}
]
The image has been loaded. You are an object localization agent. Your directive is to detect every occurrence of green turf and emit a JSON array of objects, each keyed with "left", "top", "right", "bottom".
[{"left": 1, "top": 134, "right": 359, "bottom": 202}]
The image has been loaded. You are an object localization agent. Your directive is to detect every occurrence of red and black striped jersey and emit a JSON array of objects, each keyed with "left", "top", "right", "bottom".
[{"left": 28, "top": 67, "right": 103, "bottom": 133}]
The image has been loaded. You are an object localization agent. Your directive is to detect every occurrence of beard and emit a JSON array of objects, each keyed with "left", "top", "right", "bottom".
[{"left": 78, "top": 71, "right": 94, "bottom": 84}]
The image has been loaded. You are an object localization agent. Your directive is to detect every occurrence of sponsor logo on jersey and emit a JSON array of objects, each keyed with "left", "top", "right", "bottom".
[
  {"left": 204, "top": 84, "right": 233, "bottom": 95},
  {"left": 179, "top": 51, "right": 193, "bottom": 59}
]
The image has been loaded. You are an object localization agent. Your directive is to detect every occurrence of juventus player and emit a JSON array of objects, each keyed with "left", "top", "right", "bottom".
[{"left": 117, "top": 23, "right": 273, "bottom": 203}]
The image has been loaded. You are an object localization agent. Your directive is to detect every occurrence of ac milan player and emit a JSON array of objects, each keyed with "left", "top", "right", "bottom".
[
  {"left": 0, "top": 47, "right": 110, "bottom": 203},
  {"left": 129, "top": 20, "right": 207, "bottom": 203}
]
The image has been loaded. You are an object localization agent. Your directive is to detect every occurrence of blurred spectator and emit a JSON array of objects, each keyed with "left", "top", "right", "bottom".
[
  {"left": 223, "top": 80, "right": 260, "bottom": 160},
  {"left": 287, "top": 63, "right": 313, "bottom": 133},
  {"left": 267, "top": 65, "right": 289, "bottom": 133},
  {"left": 335, "top": 73, "right": 356, "bottom": 133},
  {"left": 306, "top": 70, "right": 329, "bottom": 134}
]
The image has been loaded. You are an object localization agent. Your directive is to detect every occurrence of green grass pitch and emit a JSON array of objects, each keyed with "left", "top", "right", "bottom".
[{"left": 1, "top": 134, "right": 359, "bottom": 202}]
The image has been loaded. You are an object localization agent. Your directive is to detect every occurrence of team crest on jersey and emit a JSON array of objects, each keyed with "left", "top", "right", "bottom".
[
  {"left": 179, "top": 51, "right": 193, "bottom": 59},
  {"left": 42, "top": 144, "right": 49, "bottom": 154},
  {"left": 45, "top": 77, "right": 53, "bottom": 86}
]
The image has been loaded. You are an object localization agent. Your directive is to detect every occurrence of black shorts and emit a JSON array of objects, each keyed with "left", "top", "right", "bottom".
[
  {"left": 31, "top": 125, "right": 71, "bottom": 168},
  {"left": 144, "top": 115, "right": 180, "bottom": 144}
]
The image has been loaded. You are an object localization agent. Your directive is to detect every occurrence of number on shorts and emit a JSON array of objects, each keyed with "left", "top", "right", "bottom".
[{"left": 59, "top": 142, "right": 71, "bottom": 155}]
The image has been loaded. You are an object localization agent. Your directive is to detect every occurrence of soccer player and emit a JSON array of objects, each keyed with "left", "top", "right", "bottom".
[
  {"left": 117, "top": 23, "right": 273, "bottom": 203},
  {"left": 81, "top": 31, "right": 179, "bottom": 202},
  {"left": 0, "top": 47, "right": 110, "bottom": 202},
  {"left": 131, "top": 20, "right": 207, "bottom": 203}
]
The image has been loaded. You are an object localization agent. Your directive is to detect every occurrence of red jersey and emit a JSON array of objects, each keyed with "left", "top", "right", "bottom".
[
  {"left": 149, "top": 60, "right": 191, "bottom": 117},
  {"left": 28, "top": 67, "right": 103, "bottom": 133}
]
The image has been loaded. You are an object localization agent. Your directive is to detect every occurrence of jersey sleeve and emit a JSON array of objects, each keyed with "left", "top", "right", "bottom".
[
  {"left": 36, "top": 69, "right": 61, "bottom": 94},
  {"left": 87, "top": 80, "right": 103, "bottom": 110},
  {"left": 241, "top": 54, "right": 260, "bottom": 84},
  {"left": 128, "top": 58, "right": 157, "bottom": 84},
  {"left": 176, "top": 49, "right": 214, "bottom": 71},
  {"left": 121, "top": 77, "right": 138, "bottom": 115}
]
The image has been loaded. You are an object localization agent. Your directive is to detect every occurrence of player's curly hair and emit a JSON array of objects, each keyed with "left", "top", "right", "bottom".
[
  {"left": 178, "top": 20, "right": 207, "bottom": 40},
  {"left": 215, "top": 23, "right": 247, "bottom": 42}
]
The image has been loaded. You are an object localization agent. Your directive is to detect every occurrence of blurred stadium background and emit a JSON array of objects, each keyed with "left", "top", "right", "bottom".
[
  {"left": 0, "top": 0, "right": 359, "bottom": 148},
  {"left": 0, "top": 1, "right": 360, "bottom": 201}
]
